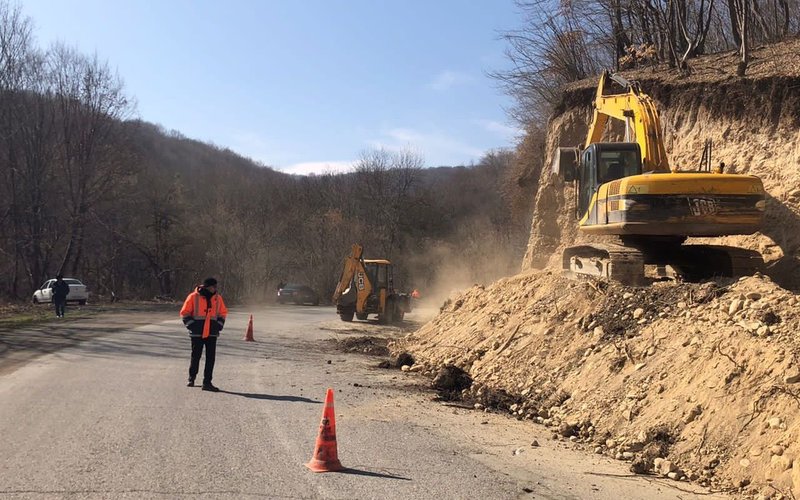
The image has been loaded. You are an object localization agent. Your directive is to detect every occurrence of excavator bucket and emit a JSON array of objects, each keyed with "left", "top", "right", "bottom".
[{"left": 553, "top": 147, "right": 579, "bottom": 182}]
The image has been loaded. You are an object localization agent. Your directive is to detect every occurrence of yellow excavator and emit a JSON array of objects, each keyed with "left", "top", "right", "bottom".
[
  {"left": 554, "top": 71, "right": 766, "bottom": 285},
  {"left": 332, "top": 244, "right": 412, "bottom": 323}
]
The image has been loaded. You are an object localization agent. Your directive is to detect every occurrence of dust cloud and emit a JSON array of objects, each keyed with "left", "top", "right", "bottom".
[{"left": 406, "top": 235, "right": 524, "bottom": 310}]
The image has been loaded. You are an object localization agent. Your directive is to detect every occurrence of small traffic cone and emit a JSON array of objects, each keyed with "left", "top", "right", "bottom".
[
  {"left": 305, "top": 388, "right": 344, "bottom": 472},
  {"left": 243, "top": 314, "right": 255, "bottom": 342}
]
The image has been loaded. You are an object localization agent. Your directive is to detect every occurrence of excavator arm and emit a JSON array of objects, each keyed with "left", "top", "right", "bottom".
[
  {"left": 332, "top": 243, "right": 372, "bottom": 314},
  {"left": 586, "top": 71, "right": 671, "bottom": 173}
]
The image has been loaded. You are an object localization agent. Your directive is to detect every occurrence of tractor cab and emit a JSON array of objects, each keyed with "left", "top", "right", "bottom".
[
  {"left": 364, "top": 260, "right": 393, "bottom": 291},
  {"left": 363, "top": 259, "right": 393, "bottom": 310}
]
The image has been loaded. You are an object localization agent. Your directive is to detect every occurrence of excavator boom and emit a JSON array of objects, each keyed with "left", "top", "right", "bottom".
[{"left": 585, "top": 71, "right": 670, "bottom": 173}]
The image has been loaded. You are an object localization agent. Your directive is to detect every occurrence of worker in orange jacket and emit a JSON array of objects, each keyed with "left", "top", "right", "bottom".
[{"left": 180, "top": 277, "right": 228, "bottom": 392}]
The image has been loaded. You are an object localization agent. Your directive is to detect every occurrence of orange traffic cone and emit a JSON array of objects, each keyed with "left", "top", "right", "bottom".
[
  {"left": 305, "top": 388, "right": 344, "bottom": 472},
  {"left": 243, "top": 314, "right": 255, "bottom": 342}
]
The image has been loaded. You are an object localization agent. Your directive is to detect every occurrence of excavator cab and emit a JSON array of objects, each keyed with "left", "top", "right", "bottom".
[
  {"left": 576, "top": 143, "right": 642, "bottom": 216},
  {"left": 364, "top": 261, "right": 390, "bottom": 292}
]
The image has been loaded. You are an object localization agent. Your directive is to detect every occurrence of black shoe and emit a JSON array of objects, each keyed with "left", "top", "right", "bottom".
[
  {"left": 187, "top": 380, "right": 195, "bottom": 387},
  {"left": 202, "top": 383, "right": 219, "bottom": 392}
]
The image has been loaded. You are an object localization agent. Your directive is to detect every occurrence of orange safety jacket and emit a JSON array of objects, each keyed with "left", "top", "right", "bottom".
[{"left": 180, "top": 288, "right": 228, "bottom": 339}]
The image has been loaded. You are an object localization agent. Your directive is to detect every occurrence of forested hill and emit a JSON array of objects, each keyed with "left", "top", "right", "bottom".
[{"left": 2, "top": 113, "right": 534, "bottom": 303}]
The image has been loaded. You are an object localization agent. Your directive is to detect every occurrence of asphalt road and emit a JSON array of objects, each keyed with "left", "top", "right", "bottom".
[{"left": 0, "top": 305, "right": 725, "bottom": 499}]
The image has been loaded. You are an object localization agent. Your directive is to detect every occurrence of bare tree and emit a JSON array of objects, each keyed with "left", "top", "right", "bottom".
[
  {"left": 675, "top": 0, "right": 717, "bottom": 66},
  {"left": 491, "top": 0, "right": 606, "bottom": 123},
  {"left": 48, "top": 45, "right": 133, "bottom": 275},
  {"left": 0, "top": 0, "right": 43, "bottom": 295},
  {"left": 730, "top": 0, "right": 750, "bottom": 75},
  {"left": 353, "top": 148, "right": 423, "bottom": 257}
]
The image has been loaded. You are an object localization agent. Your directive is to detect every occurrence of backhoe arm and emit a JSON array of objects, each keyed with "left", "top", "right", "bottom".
[
  {"left": 332, "top": 243, "right": 372, "bottom": 313},
  {"left": 585, "top": 71, "right": 671, "bottom": 173}
]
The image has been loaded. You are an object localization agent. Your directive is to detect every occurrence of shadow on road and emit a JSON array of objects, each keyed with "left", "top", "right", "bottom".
[
  {"left": 219, "top": 390, "right": 321, "bottom": 403},
  {"left": 339, "top": 467, "right": 412, "bottom": 481}
]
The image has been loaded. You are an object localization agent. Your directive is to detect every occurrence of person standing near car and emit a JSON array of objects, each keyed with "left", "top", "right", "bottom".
[
  {"left": 180, "top": 277, "right": 228, "bottom": 392},
  {"left": 50, "top": 275, "right": 70, "bottom": 318}
]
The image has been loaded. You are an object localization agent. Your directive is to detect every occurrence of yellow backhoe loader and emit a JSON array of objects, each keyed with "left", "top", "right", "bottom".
[
  {"left": 554, "top": 71, "right": 766, "bottom": 285},
  {"left": 332, "top": 244, "right": 412, "bottom": 323}
]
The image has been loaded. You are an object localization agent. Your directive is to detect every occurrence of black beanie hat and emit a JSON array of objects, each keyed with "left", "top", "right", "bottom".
[{"left": 203, "top": 277, "right": 218, "bottom": 287}]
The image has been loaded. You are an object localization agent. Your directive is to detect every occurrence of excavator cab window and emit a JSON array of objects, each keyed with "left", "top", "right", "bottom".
[{"left": 598, "top": 148, "right": 641, "bottom": 182}]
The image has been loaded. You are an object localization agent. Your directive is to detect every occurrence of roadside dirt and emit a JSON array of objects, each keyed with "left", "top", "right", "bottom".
[
  {"left": 0, "top": 305, "right": 176, "bottom": 377},
  {"left": 324, "top": 310, "right": 726, "bottom": 499},
  {"left": 328, "top": 336, "right": 391, "bottom": 357},
  {"left": 396, "top": 270, "right": 800, "bottom": 498}
]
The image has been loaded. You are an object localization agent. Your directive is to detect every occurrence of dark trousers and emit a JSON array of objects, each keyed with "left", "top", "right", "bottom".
[
  {"left": 54, "top": 298, "right": 66, "bottom": 317},
  {"left": 189, "top": 336, "right": 217, "bottom": 384}
]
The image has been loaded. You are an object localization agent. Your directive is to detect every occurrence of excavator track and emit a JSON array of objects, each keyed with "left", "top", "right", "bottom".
[
  {"left": 563, "top": 244, "right": 646, "bottom": 286},
  {"left": 563, "top": 242, "right": 764, "bottom": 286},
  {"left": 666, "top": 245, "right": 764, "bottom": 280}
]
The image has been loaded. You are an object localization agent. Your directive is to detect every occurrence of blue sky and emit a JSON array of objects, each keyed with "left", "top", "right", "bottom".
[{"left": 23, "top": 0, "right": 522, "bottom": 174}]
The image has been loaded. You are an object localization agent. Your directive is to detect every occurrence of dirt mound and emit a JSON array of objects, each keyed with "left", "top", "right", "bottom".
[
  {"left": 397, "top": 270, "right": 800, "bottom": 496},
  {"left": 431, "top": 365, "right": 473, "bottom": 400},
  {"left": 329, "top": 336, "right": 390, "bottom": 357}
]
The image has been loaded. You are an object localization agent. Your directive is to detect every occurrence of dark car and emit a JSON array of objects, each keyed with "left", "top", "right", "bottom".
[{"left": 277, "top": 284, "right": 320, "bottom": 305}]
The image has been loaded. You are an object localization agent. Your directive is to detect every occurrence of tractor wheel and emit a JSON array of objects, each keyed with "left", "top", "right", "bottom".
[
  {"left": 356, "top": 313, "right": 368, "bottom": 321},
  {"left": 380, "top": 301, "right": 394, "bottom": 325},
  {"left": 339, "top": 310, "right": 355, "bottom": 322}
]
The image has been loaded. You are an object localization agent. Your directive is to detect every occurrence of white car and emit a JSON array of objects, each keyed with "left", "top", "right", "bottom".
[{"left": 32, "top": 278, "right": 89, "bottom": 305}]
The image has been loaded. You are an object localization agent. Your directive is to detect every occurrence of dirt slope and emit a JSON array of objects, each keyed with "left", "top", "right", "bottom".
[
  {"left": 522, "top": 39, "right": 800, "bottom": 290},
  {"left": 399, "top": 271, "right": 800, "bottom": 497}
]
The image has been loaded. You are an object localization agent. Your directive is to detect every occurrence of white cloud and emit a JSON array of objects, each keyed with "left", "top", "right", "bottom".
[
  {"left": 229, "top": 131, "right": 354, "bottom": 175},
  {"left": 368, "top": 127, "right": 484, "bottom": 166},
  {"left": 278, "top": 161, "right": 354, "bottom": 176},
  {"left": 427, "top": 70, "right": 474, "bottom": 91}
]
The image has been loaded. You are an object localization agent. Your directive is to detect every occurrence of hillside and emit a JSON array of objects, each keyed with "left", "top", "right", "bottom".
[
  {"left": 400, "top": 42, "right": 800, "bottom": 498},
  {"left": 2, "top": 112, "right": 532, "bottom": 302}
]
